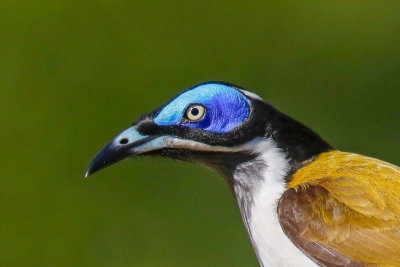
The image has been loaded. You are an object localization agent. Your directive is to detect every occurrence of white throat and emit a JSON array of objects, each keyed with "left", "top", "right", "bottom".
[{"left": 231, "top": 138, "right": 317, "bottom": 267}]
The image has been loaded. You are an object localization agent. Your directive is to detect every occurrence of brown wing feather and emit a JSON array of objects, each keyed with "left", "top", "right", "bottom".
[
  {"left": 278, "top": 151, "right": 400, "bottom": 267},
  {"left": 279, "top": 187, "right": 365, "bottom": 267}
]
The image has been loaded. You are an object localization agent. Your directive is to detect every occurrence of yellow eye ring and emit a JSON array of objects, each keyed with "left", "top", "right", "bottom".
[{"left": 185, "top": 104, "right": 206, "bottom": 122}]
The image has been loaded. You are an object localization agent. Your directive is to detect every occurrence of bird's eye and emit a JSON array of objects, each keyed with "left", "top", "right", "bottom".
[{"left": 185, "top": 104, "right": 206, "bottom": 122}]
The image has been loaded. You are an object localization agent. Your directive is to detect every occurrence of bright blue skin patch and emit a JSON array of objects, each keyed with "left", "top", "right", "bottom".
[{"left": 154, "top": 84, "right": 250, "bottom": 133}]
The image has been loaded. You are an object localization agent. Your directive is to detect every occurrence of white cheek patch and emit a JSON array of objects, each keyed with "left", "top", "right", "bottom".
[
  {"left": 165, "top": 138, "right": 238, "bottom": 152},
  {"left": 131, "top": 136, "right": 224, "bottom": 154},
  {"left": 164, "top": 136, "right": 269, "bottom": 153}
]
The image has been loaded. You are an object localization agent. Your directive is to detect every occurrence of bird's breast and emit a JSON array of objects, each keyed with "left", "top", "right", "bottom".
[{"left": 247, "top": 178, "right": 318, "bottom": 267}]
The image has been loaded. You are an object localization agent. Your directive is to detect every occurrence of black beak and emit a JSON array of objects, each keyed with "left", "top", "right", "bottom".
[{"left": 85, "top": 126, "right": 155, "bottom": 177}]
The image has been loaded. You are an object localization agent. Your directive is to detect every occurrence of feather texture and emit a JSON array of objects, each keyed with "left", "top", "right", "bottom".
[{"left": 280, "top": 151, "right": 400, "bottom": 266}]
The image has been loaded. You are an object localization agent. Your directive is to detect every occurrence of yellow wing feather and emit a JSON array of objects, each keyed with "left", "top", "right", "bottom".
[{"left": 288, "top": 151, "right": 400, "bottom": 266}]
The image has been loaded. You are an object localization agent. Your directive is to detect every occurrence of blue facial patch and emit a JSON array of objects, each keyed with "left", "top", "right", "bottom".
[{"left": 154, "top": 83, "right": 250, "bottom": 133}]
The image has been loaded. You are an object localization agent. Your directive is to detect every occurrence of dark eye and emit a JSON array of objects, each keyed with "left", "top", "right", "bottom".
[{"left": 185, "top": 104, "right": 206, "bottom": 122}]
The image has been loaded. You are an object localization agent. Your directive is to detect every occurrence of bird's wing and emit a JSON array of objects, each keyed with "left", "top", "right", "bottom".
[{"left": 278, "top": 151, "right": 400, "bottom": 267}]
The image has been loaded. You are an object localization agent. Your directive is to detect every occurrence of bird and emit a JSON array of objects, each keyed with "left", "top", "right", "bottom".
[{"left": 86, "top": 82, "right": 400, "bottom": 267}]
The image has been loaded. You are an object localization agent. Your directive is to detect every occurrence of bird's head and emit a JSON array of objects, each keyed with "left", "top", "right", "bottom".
[{"left": 86, "top": 82, "right": 331, "bottom": 182}]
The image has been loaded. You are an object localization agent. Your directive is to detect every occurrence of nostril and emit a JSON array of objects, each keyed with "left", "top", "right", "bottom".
[{"left": 119, "top": 138, "right": 129, "bottom": 145}]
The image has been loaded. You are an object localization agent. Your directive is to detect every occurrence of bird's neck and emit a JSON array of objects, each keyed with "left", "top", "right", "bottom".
[
  {"left": 224, "top": 138, "right": 318, "bottom": 266},
  {"left": 222, "top": 138, "right": 290, "bottom": 221},
  {"left": 265, "top": 104, "right": 333, "bottom": 176},
  {"left": 214, "top": 101, "right": 333, "bottom": 206}
]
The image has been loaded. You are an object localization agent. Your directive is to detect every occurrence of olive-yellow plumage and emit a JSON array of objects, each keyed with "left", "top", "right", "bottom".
[{"left": 287, "top": 151, "right": 400, "bottom": 266}]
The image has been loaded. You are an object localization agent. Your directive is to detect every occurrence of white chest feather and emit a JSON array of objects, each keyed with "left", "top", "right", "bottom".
[
  {"left": 249, "top": 184, "right": 317, "bottom": 267},
  {"left": 233, "top": 139, "right": 317, "bottom": 267}
]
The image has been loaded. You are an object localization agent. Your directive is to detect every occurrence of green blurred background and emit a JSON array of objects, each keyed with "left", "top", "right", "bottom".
[{"left": 1, "top": 0, "right": 400, "bottom": 266}]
